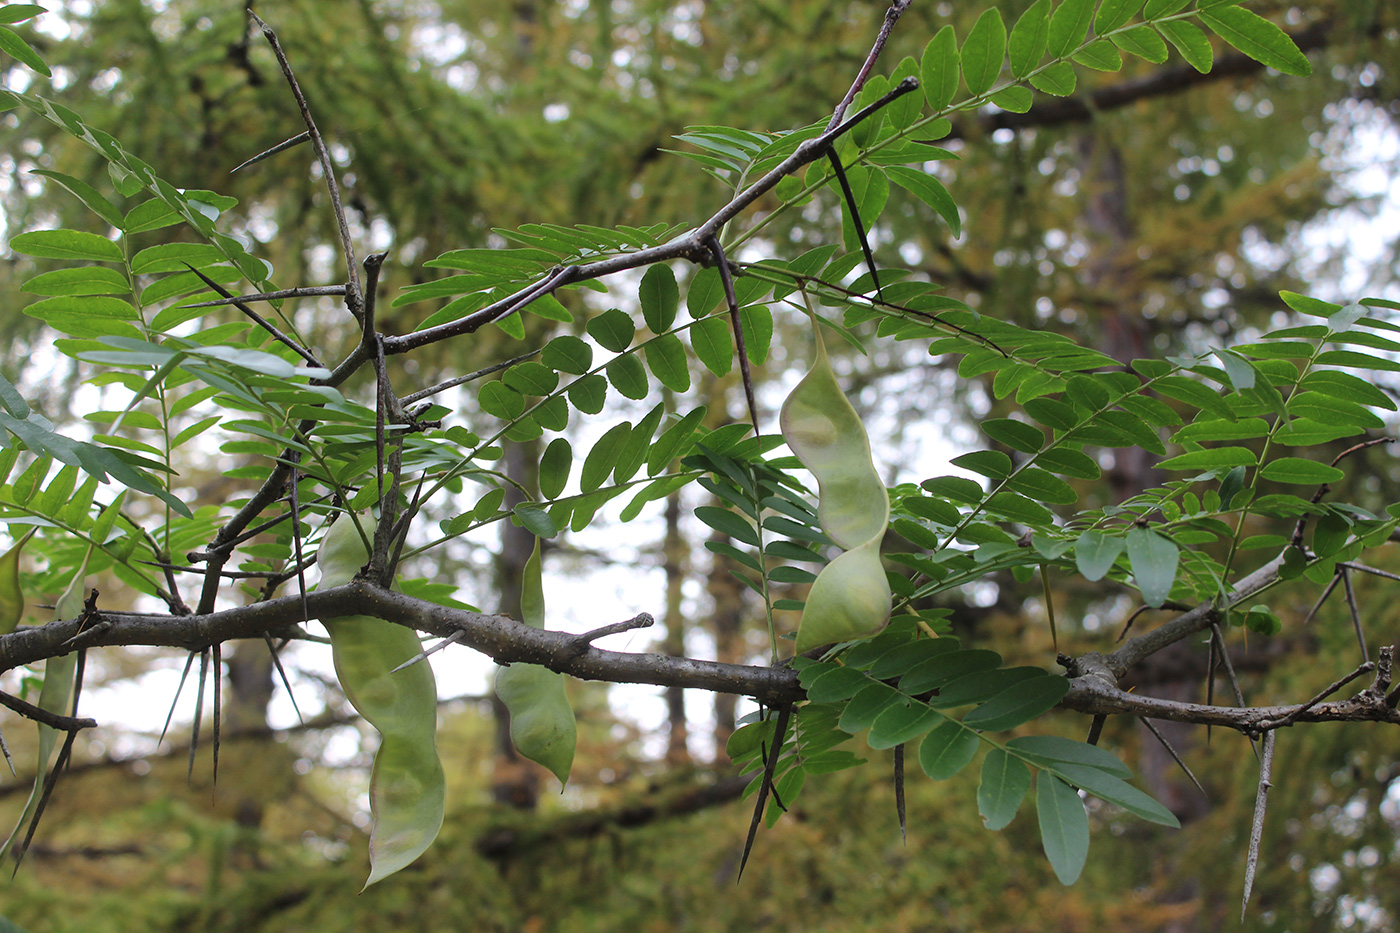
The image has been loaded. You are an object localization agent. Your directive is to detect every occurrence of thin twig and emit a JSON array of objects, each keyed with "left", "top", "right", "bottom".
[
  {"left": 177, "top": 285, "right": 346, "bottom": 310},
  {"left": 1339, "top": 561, "right": 1400, "bottom": 584},
  {"left": 0, "top": 691, "right": 97, "bottom": 733},
  {"left": 401, "top": 350, "right": 543, "bottom": 404},
  {"left": 569, "top": 613, "right": 656, "bottom": 653},
  {"left": 1241, "top": 730, "right": 1276, "bottom": 921},
  {"left": 250, "top": 11, "right": 361, "bottom": 317},
  {"left": 1265, "top": 661, "right": 1375, "bottom": 729},
  {"left": 11, "top": 728, "right": 78, "bottom": 875},
  {"left": 825, "top": 0, "right": 914, "bottom": 131}
]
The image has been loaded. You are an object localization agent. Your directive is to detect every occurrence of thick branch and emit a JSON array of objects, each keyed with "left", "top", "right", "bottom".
[{"left": 0, "top": 583, "right": 805, "bottom": 706}]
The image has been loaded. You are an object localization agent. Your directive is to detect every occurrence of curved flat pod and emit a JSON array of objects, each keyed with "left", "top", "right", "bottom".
[
  {"left": 317, "top": 513, "right": 445, "bottom": 888},
  {"left": 782, "top": 315, "right": 891, "bottom": 654}
]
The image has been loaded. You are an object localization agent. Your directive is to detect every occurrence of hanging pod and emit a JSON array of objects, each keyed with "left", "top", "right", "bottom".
[
  {"left": 0, "top": 545, "right": 89, "bottom": 863},
  {"left": 495, "top": 538, "right": 577, "bottom": 785},
  {"left": 317, "top": 513, "right": 445, "bottom": 888},
  {"left": 781, "top": 318, "right": 891, "bottom": 654}
]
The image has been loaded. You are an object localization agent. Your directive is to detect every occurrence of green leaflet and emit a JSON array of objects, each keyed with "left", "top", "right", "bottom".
[
  {"left": 317, "top": 514, "right": 445, "bottom": 888},
  {"left": 782, "top": 316, "right": 891, "bottom": 654},
  {"left": 0, "top": 547, "right": 90, "bottom": 864},
  {"left": 495, "top": 538, "right": 577, "bottom": 784}
]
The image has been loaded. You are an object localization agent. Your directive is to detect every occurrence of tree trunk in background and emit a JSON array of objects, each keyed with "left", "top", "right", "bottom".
[
  {"left": 662, "top": 489, "right": 692, "bottom": 766},
  {"left": 491, "top": 437, "right": 543, "bottom": 810},
  {"left": 1078, "top": 129, "right": 1207, "bottom": 932}
]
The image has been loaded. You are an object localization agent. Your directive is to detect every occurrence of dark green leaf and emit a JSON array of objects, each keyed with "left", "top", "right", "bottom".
[
  {"left": 978, "top": 749, "right": 1030, "bottom": 830},
  {"left": 1050, "top": 763, "right": 1179, "bottom": 827},
  {"left": 586, "top": 308, "right": 635, "bottom": 352},
  {"left": 614, "top": 403, "right": 664, "bottom": 484},
  {"left": 885, "top": 167, "right": 961, "bottom": 237},
  {"left": 1047, "top": 0, "right": 1093, "bottom": 58},
  {"left": 580, "top": 422, "right": 632, "bottom": 492},
  {"left": 1008, "top": 0, "right": 1051, "bottom": 77},
  {"left": 1074, "top": 531, "right": 1124, "bottom": 582},
  {"left": 921, "top": 26, "right": 960, "bottom": 110},
  {"left": 644, "top": 334, "right": 691, "bottom": 392},
  {"left": 640, "top": 264, "right": 679, "bottom": 334},
  {"left": 540, "top": 437, "right": 571, "bottom": 499},
  {"left": 0, "top": 23, "right": 49, "bottom": 76},
  {"left": 567, "top": 373, "right": 607, "bottom": 414},
  {"left": 1156, "top": 446, "right": 1257, "bottom": 471},
  {"left": 542, "top": 335, "right": 593, "bottom": 374},
  {"left": 10, "top": 228, "right": 121, "bottom": 262},
  {"left": 919, "top": 721, "right": 980, "bottom": 780},
  {"left": 690, "top": 315, "right": 733, "bottom": 377},
  {"left": 32, "top": 170, "right": 124, "bottom": 228},
  {"left": 1199, "top": 5, "right": 1311, "bottom": 76},
  {"left": 1258, "top": 458, "right": 1344, "bottom": 485},
  {"left": 1126, "top": 527, "right": 1178, "bottom": 607},
  {"left": 1157, "top": 19, "right": 1212, "bottom": 72},
  {"left": 1037, "top": 775, "right": 1089, "bottom": 885},
  {"left": 606, "top": 354, "right": 649, "bottom": 400},
  {"left": 868, "top": 700, "right": 941, "bottom": 749},
  {"left": 962, "top": 675, "right": 1069, "bottom": 731},
  {"left": 960, "top": 8, "right": 1006, "bottom": 96},
  {"left": 647, "top": 407, "right": 706, "bottom": 475},
  {"left": 1007, "top": 735, "right": 1132, "bottom": 778}
]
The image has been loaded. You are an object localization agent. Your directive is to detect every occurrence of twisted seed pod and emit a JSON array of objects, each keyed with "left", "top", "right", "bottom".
[
  {"left": 781, "top": 321, "right": 891, "bottom": 654},
  {"left": 495, "top": 538, "right": 576, "bottom": 784},
  {"left": 0, "top": 547, "right": 89, "bottom": 862},
  {"left": 317, "top": 514, "right": 445, "bottom": 887}
]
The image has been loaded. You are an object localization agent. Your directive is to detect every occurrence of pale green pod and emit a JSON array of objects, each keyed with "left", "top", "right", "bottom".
[
  {"left": 779, "top": 327, "right": 889, "bottom": 549},
  {"left": 793, "top": 536, "right": 892, "bottom": 655},
  {"left": 1, "top": 547, "right": 89, "bottom": 863},
  {"left": 0, "top": 528, "right": 35, "bottom": 636},
  {"left": 495, "top": 538, "right": 576, "bottom": 785},
  {"left": 317, "top": 513, "right": 445, "bottom": 888},
  {"left": 782, "top": 317, "right": 891, "bottom": 653}
]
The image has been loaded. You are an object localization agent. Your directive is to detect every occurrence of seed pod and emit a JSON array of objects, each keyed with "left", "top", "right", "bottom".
[
  {"left": 495, "top": 538, "right": 576, "bottom": 785},
  {"left": 317, "top": 513, "right": 445, "bottom": 887},
  {"left": 0, "top": 528, "right": 35, "bottom": 636},
  {"left": 781, "top": 319, "right": 891, "bottom": 654},
  {"left": 0, "top": 547, "right": 89, "bottom": 862}
]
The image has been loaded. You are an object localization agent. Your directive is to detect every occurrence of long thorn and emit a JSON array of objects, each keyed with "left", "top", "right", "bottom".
[
  {"left": 707, "top": 235, "right": 760, "bottom": 435},
  {"left": 188, "top": 648, "right": 209, "bottom": 784},
  {"left": 263, "top": 633, "right": 306, "bottom": 726},
  {"left": 1340, "top": 566, "right": 1369, "bottom": 663},
  {"left": 390, "top": 630, "right": 466, "bottom": 674},
  {"left": 827, "top": 151, "right": 883, "bottom": 301},
  {"left": 159, "top": 651, "right": 198, "bottom": 748},
  {"left": 894, "top": 743, "right": 906, "bottom": 843},
  {"left": 231, "top": 130, "right": 310, "bottom": 172},
  {"left": 1241, "top": 730, "right": 1276, "bottom": 921},
  {"left": 1140, "top": 718, "right": 1206, "bottom": 797},
  {"left": 211, "top": 642, "right": 222, "bottom": 791},
  {"left": 738, "top": 703, "right": 791, "bottom": 881}
]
